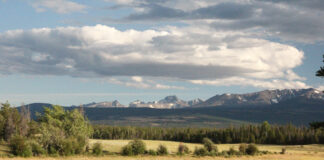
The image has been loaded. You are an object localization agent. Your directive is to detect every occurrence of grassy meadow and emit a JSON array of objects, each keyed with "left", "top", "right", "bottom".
[
  {"left": 89, "top": 139, "right": 324, "bottom": 155},
  {"left": 1, "top": 139, "right": 323, "bottom": 160}
]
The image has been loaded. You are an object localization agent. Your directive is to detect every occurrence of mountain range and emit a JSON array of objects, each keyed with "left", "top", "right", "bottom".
[
  {"left": 20, "top": 88, "right": 324, "bottom": 127},
  {"left": 69, "top": 88, "right": 323, "bottom": 109}
]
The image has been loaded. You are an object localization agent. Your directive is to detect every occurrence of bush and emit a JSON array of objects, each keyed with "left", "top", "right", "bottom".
[
  {"left": 74, "top": 136, "right": 87, "bottom": 154},
  {"left": 122, "top": 139, "right": 146, "bottom": 156},
  {"left": 147, "top": 149, "right": 157, "bottom": 156},
  {"left": 246, "top": 144, "right": 258, "bottom": 155},
  {"left": 9, "top": 136, "right": 32, "bottom": 157},
  {"left": 239, "top": 143, "right": 248, "bottom": 154},
  {"left": 157, "top": 144, "right": 168, "bottom": 155},
  {"left": 177, "top": 143, "right": 189, "bottom": 155},
  {"left": 62, "top": 138, "right": 76, "bottom": 156},
  {"left": 129, "top": 139, "right": 146, "bottom": 155},
  {"left": 29, "top": 141, "right": 46, "bottom": 156},
  {"left": 208, "top": 150, "right": 220, "bottom": 156},
  {"left": 194, "top": 147, "right": 208, "bottom": 156},
  {"left": 121, "top": 144, "right": 133, "bottom": 156},
  {"left": 202, "top": 138, "right": 217, "bottom": 152},
  {"left": 92, "top": 143, "right": 103, "bottom": 156},
  {"left": 48, "top": 146, "right": 58, "bottom": 156},
  {"left": 228, "top": 147, "right": 238, "bottom": 155},
  {"left": 281, "top": 148, "right": 286, "bottom": 154}
]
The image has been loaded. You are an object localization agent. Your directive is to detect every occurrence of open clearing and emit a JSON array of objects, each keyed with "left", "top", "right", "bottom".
[
  {"left": 89, "top": 139, "right": 324, "bottom": 154},
  {"left": 0, "top": 139, "right": 324, "bottom": 160}
]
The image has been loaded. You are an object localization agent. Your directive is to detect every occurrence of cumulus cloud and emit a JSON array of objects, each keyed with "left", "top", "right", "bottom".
[
  {"left": 32, "top": 0, "right": 86, "bottom": 14},
  {"left": 0, "top": 25, "right": 306, "bottom": 89},
  {"left": 106, "top": 0, "right": 324, "bottom": 43}
]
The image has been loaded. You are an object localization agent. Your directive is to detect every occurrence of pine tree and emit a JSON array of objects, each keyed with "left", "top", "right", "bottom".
[{"left": 316, "top": 55, "right": 324, "bottom": 77}]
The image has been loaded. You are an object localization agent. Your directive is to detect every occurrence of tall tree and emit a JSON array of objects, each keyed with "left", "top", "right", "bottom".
[
  {"left": 316, "top": 55, "right": 324, "bottom": 77},
  {"left": 19, "top": 104, "right": 31, "bottom": 136},
  {"left": 0, "top": 102, "right": 20, "bottom": 141}
]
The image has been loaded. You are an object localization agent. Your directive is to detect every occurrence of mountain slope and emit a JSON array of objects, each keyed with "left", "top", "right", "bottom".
[{"left": 194, "top": 88, "right": 324, "bottom": 107}]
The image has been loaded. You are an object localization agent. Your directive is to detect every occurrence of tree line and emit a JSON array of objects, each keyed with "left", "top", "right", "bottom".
[{"left": 92, "top": 121, "right": 324, "bottom": 145}]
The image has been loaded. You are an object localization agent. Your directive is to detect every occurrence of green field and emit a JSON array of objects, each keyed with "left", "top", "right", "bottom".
[{"left": 1, "top": 139, "right": 324, "bottom": 160}]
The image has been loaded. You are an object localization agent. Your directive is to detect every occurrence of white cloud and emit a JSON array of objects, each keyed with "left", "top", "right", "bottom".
[
  {"left": 0, "top": 25, "right": 306, "bottom": 89},
  {"left": 32, "top": 0, "right": 86, "bottom": 14}
]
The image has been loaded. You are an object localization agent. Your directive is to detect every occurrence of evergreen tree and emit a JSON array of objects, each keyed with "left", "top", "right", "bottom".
[{"left": 316, "top": 55, "right": 324, "bottom": 77}]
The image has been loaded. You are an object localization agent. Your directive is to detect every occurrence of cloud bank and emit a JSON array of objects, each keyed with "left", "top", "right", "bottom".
[
  {"left": 107, "top": 0, "right": 324, "bottom": 43},
  {"left": 0, "top": 25, "right": 306, "bottom": 89}
]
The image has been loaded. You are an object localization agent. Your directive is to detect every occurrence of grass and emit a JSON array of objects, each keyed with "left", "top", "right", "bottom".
[
  {"left": 0, "top": 139, "right": 324, "bottom": 159},
  {"left": 89, "top": 139, "right": 324, "bottom": 155}
]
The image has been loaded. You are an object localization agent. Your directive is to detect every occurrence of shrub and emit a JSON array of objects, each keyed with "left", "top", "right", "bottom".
[
  {"left": 194, "top": 147, "right": 208, "bottom": 156},
  {"left": 29, "top": 141, "right": 46, "bottom": 156},
  {"left": 74, "top": 136, "right": 87, "bottom": 154},
  {"left": 157, "top": 144, "right": 168, "bottom": 155},
  {"left": 129, "top": 139, "right": 146, "bottom": 155},
  {"left": 281, "top": 148, "right": 286, "bottom": 154},
  {"left": 9, "top": 136, "right": 32, "bottom": 157},
  {"left": 92, "top": 143, "right": 103, "bottom": 156},
  {"left": 202, "top": 138, "right": 217, "bottom": 152},
  {"left": 219, "top": 150, "right": 229, "bottom": 156},
  {"left": 147, "top": 149, "right": 157, "bottom": 156},
  {"left": 177, "top": 143, "right": 189, "bottom": 155},
  {"left": 228, "top": 147, "right": 238, "bottom": 155},
  {"left": 239, "top": 143, "right": 248, "bottom": 154},
  {"left": 246, "top": 144, "right": 258, "bottom": 155},
  {"left": 48, "top": 146, "right": 58, "bottom": 156},
  {"left": 122, "top": 140, "right": 146, "bottom": 156},
  {"left": 208, "top": 150, "right": 219, "bottom": 156},
  {"left": 121, "top": 144, "right": 133, "bottom": 156},
  {"left": 62, "top": 138, "right": 76, "bottom": 156}
]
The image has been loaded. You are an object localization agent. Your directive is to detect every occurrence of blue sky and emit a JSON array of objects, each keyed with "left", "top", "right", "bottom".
[{"left": 0, "top": 0, "right": 323, "bottom": 106}]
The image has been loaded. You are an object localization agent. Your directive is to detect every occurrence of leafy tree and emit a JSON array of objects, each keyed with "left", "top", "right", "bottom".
[
  {"left": 0, "top": 102, "right": 21, "bottom": 141},
  {"left": 18, "top": 105, "right": 31, "bottom": 137},
  {"left": 37, "top": 105, "right": 93, "bottom": 155},
  {"left": 316, "top": 55, "right": 324, "bottom": 77},
  {"left": 9, "top": 135, "right": 32, "bottom": 157}
]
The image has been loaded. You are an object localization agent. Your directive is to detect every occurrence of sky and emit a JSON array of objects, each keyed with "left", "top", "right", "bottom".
[{"left": 0, "top": 0, "right": 324, "bottom": 106}]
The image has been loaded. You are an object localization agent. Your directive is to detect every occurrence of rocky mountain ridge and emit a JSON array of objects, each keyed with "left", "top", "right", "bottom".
[
  {"left": 32, "top": 88, "right": 323, "bottom": 109},
  {"left": 194, "top": 88, "right": 324, "bottom": 107}
]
